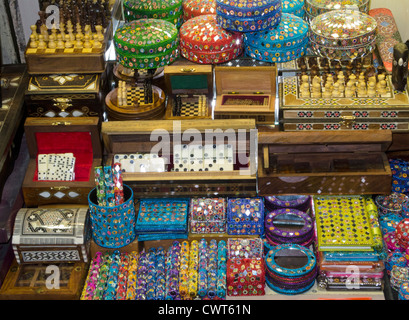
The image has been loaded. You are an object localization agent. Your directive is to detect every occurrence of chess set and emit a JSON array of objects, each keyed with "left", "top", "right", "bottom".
[
  {"left": 37, "top": 153, "right": 76, "bottom": 181},
  {"left": 116, "top": 80, "right": 153, "bottom": 107},
  {"left": 279, "top": 56, "right": 409, "bottom": 131},
  {"left": 173, "top": 144, "right": 234, "bottom": 172},
  {"left": 172, "top": 94, "right": 208, "bottom": 118},
  {"left": 25, "top": 0, "right": 112, "bottom": 74}
]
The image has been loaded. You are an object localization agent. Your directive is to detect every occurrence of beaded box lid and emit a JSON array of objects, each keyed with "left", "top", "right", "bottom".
[
  {"left": 124, "top": 0, "right": 183, "bottom": 20},
  {"left": 226, "top": 197, "right": 264, "bottom": 235},
  {"left": 282, "top": 0, "right": 305, "bottom": 17},
  {"left": 183, "top": 0, "right": 216, "bottom": 21},
  {"left": 305, "top": 0, "right": 369, "bottom": 19},
  {"left": 309, "top": 9, "right": 377, "bottom": 60}
]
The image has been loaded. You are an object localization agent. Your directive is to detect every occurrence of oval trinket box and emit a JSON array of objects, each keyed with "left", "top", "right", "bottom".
[
  {"left": 309, "top": 9, "right": 377, "bottom": 61},
  {"left": 216, "top": 0, "right": 282, "bottom": 32},
  {"left": 243, "top": 13, "right": 309, "bottom": 63},
  {"left": 179, "top": 14, "right": 244, "bottom": 64},
  {"left": 183, "top": 0, "right": 217, "bottom": 21},
  {"left": 282, "top": 0, "right": 305, "bottom": 18},
  {"left": 114, "top": 19, "right": 179, "bottom": 70},
  {"left": 305, "top": 0, "right": 369, "bottom": 22}
]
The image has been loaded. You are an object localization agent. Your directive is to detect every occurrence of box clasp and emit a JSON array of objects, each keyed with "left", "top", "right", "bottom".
[
  {"left": 52, "top": 121, "right": 72, "bottom": 126},
  {"left": 180, "top": 67, "right": 196, "bottom": 73},
  {"left": 340, "top": 115, "right": 356, "bottom": 129},
  {"left": 50, "top": 186, "right": 70, "bottom": 191},
  {"left": 53, "top": 98, "right": 73, "bottom": 112}
]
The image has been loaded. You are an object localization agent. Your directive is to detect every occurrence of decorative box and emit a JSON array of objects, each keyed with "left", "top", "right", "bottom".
[
  {"left": 164, "top": 64, "right": 213, "bottom": 119},
  {"left": 25, "top": 73, "right": 106, "bottom": 118},
  {"left": 309, "top": 9, "right": 377, "bottom": 61},
  {"left": 375, "top": 193, "right": 408, "bottom": 216},
  {"left": 183, "top": 0, "right": 216, "bottom": 21},
  {"left": 114, "top": 19, "right": 179, "bottom": 70},
  {"left": 243, "top": 13, "right": 309, "bottom": 63},
  {"left": 135, "top": 198, "right": 190, "bottom": 241},
  {"left": 179, "top": 15, "right": 243, "bottom": 65},
  {"left": 22, "top": 117, "right": 102, "bottom": 207},
  {"left": 265, "top": 243, "right": 317, "bottom": 295},
  {"left": 282, "top": 0, "right": 305, "bottom": 17},
  {"left": 123, "top": 0, "right": 183, "bottom": 28},
  {"left": 317, "top": 273, "right": 384, "bottom": 291},
  {"left": 214, "top": 65, "right": 276, "bottom": 124},
  {"left": 389, "top": 159, "right": 409, "bottom": 194},
  {"left": 227, "top": 238, "right": 263, "bottom": 259},
  {"left": 189, "top": 198, "right": 227, "bottom": 234},
  {"left": 11, "top": 207, "right": 91, "bottom": 264},
  {"left": 258, "top": 129, "right": 392, "bottom": 195},
  {"left": 226, "top": 258, "right": 265, "bottom": 296},
  {"left": 305, "top": 0, "right": 369, "bottom": 22},
  {"left": 226, "top": 197, "right": 264, "bottom": 235},
  {"left": 216, "top": 0, "right": 282, "bottom": 33},
  {"left": 101, "top": 119, "right": 257, "bottom": 198},
  {"left": 0, "top": 260, "right": 88, "bottom": 300}
]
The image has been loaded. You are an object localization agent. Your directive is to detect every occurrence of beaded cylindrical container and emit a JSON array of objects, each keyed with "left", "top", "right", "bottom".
[
  {"left": 375, "top": 193, "right": 408, "bottom": 216},
  {"left": 309, "top": 9, "right": 377, "bottom": 61},
  {"left": 243, "top": 13, "right": 309, "bottom": 63},
  {"left": 179, "top": 14, "right": 244, "bottom": 64},
  {"left": 88, "top": 185, "right": 136, "bottom": 249},
  {"left": 114, "top": 19, "right": 179, "bottom": 70},
  {"left": 124, "top": 0, "right": 184, "bottom": 27},
  {"left": 282, "top": 0, "right": 305, "bottom": 17},
  {"left": 216, "top": 0, "right": 282, "bottom": 33},
  {"left": 183, "top": 0, "right": 217, "bottom": 21},
  {"left": 396, "top": 219, "right": 409, "bottom": 249},
  {"left": 305, "top": 0, "right": 369, "bottom": 22},
  {"left": 399, "top": 282, "right": 409, "bottom": 300}
]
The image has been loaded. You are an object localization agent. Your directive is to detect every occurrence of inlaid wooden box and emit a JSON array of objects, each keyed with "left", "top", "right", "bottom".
[
  {"left": 279, "top": 70, "right": 409, "bottom": 132},
  {"left": 0, "top": 260, "right": 88, "bottom": 300},
  {"left": 22, "top": 117, "right": 102, "bottom": 207},
  {"left": 25, "top": 73, "right": 106, "bottom": 118},
  {"left": 164, "top": 64, "right": 213, "bottom": 120},
  {"left": 257, "top": 128, "right": 393, "bottom": 195},
  {"left": 214, "top": 66, "right": 276, "bottom": 125},
  {"left": 12, "top": 207, "right": 91, "bottom": 264},
  {"left": 101, "top": 119, "right": 258, "bottom": 198}
]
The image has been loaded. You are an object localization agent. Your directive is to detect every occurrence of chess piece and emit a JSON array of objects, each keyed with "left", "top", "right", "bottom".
[
  {"left": 40, "top": 24, "right": 49, "bottom": 42},
  {"left": 74, "top": 34, "right": 83, "bottom": 49},
  {"left": 56, "top": 34, "right": 65, "bottom": 49},
  {"left": 311, "top": 76, "right": 322, "bottom": 98},
  {"left": 30, "top": 25, "right": 39, "bottom": 41},
  {"left": 92, "top": 34, "right": 103, "bottom": 49},
  {"left": 300, "top": 74, "right": 309, "bottom": 85},
  {"left": 377, "top": 74, "right": 388, "bottom": 96},
  {"left": 392, "top": 42, "right": 409, "bottom": 92},
  {"left": 323, "top": 83, "right": 332, "bottom": 98},
  {"left": 48, "top": 37, "right": 57, "bottom": 49},
  {"left": 95, "top": 25, "right": 105, "bottom": 42},
  {"left": 357, "top": 81, "right": 367, "bottom": 97},
  {"left": 38, "top": 35, "right": 47, "bottom": 49},
  {"left": 29, "top": 34, "right": 39, "bottom": 48},
  {"left": 83, "top": 34, "right": 92, "bottom": 48},
  {"left": 332, "top": 82, "right": 341, "bottom": 97},
  {"left": 367, "top": 81, "right": 376, "bottom": 97},
  {"left": 300, "top": 82, "right": 310, "bottom": 98}
]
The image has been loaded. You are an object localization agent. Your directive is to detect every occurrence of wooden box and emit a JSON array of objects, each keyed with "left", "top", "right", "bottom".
[
  {"left": 214, "top": 66, "right": 276, "bottom": 125},
  {"left": 257, "top": 129, "right": 393, "bottom": 195},
  {"left": 25, "top": 73, "right": 106, "bottom": 118},
  {"left": 12, "top": 207, "right": 91, "bottom": 264},
  {"left": 22, "top": 117, "right": 102, "bottom": 207},
  {"left": 164, "top": 65, "right": 213, "bottom": 120},
  {"left": 279, "top": 69, "right": 409, "bottom": 132},
  {"left": 0, "top": 260, "right": 88, "bottom": 300},
  {"left": 101, "top": 119, "right": 258, "bottom": 198}
]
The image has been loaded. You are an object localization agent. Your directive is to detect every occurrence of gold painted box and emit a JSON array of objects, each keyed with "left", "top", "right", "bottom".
[
  {"left": 214, "top": 66, "right": 276, "bottom": 125},
  {"left": 101, "top": 119, "right": 258, "bottom": 198},
  {"left": 12, "top": 207, "right": 91, "bottom": 264},
  {"left": 257, "top": 128, "right": 393, "bottom": 195},
  {"left": 25, "top": 73, "right": 106, "bottom": 118},
  {"left": 279, "top": 68, "right": 409, "bottom": 131},
  {"left": 22, "top": 117, "right": 102, "bottom": 207}
]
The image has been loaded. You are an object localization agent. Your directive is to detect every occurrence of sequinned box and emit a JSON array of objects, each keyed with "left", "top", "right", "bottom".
[
  {"left": 226, "top": 197, "right": 264, "bottom": 235},
  {"left": 190, "top": 198, "right": 226, "bottom": 234}
]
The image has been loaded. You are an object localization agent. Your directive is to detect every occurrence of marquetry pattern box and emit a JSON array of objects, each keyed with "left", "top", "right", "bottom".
[
  {"left": 22, "top": 117, "right": 102, "bottom": 207},
  {"left": 12, "top": 207, "right": 91, "bottom": 264},
  {"left": 257, "top": 128, "right": 393, "bottom": 195}
]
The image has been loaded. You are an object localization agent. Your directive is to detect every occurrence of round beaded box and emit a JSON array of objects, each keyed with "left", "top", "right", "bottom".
[
  {"left": 282, "top": 0, "right": 305, "bottom": 18},
  {"left": 309, "top": 9, "right": 377, "bottom": 61},
  {"left": 264, "top": 195, "right": 311, "bottom": 212},
  {"left": 179, "top": 14, "right": 244, "bottom": 64},
  {"left": 215, "top": 0, "right": 282, "bottom": 33},
  {"left": 183, "top": 0, "right": 217, "bottom": 21},
  {"left": 305, "top": 0, "right": 369, "bottom": 22},
  {"left": 375, "top": 193, "right": 408, "bottom": 216},
  {"left": 124, "top": 0, "right": 184, "bottom": 28},
  {"left": 396, "top": 219, "right": 409, "bottom": 249},
  {"left": 114, "top": 19, "right": 179, "bottom": 70},
  {"left": 244, "top": 13, "right": 309, "bottom": 63}
]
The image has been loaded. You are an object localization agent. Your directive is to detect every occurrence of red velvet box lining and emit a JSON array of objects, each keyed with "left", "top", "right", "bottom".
[{"left": 33, "top": 131, "right": 93, "bottom": 182}]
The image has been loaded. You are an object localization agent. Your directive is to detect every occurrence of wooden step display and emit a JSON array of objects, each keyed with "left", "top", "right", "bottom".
[
  {"left": 214, "top": 66, "right": 276, "bottom": 125},
  {"left": 164, "top": 65, "right": 213, "bottom": 120},
  {"left": 257, "top": 128, "right": 393, "bottom": 195},
  {"left": 22, "top": 117, "right": 102, "bottom": 207},
  {"left": 101, "top": 119, "right": 258, "bottom": 198}
]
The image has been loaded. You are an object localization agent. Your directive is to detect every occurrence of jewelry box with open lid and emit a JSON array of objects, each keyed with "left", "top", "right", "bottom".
[
  {"left": 164, "top": 64, "right": 213, "bottom": 120},
  {"left": 257, "top": 128, "right": 393, "bottom": 195},
  {"left": 214, "top": 65, "right": 277, "bottom": 125},
  {"left": 22, "top": 117, "right": 102, "bottom": 207},
  {"left": 101, "top": 119, "right": 257, "bottom": 198}
]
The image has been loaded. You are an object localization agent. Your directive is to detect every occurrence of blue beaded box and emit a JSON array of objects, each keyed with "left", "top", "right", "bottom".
[
  {"left": 216, "top": 0, "right": 282, "bottom": 32},
  {"left": 282, "top": 0, "right": 305, "bottom": 17},
  {"left": 226, "top": 197, "right": 264, "bottom": 235},
  {"left": 244, "top": 13, "right": 309, "bottom": 63}
]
